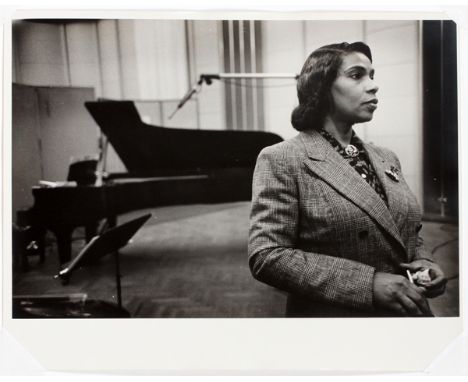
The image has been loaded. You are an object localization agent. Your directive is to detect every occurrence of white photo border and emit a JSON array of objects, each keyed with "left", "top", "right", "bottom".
[{"left": 1, "top": 0, "right": 466, "bottom": 375}]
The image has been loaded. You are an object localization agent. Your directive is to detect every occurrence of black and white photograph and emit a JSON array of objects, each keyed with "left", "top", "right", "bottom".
[
  {"left": 10, "top": 18, "right": 459, "bottom": 319},
  {"left": 2, "top": 9, "right": 465, "bottom": 374}
]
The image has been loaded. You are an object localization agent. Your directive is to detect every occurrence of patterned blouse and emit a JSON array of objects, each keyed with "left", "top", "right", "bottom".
[{"left": 319, "top": 129, "right": 388, "bottom": 206}]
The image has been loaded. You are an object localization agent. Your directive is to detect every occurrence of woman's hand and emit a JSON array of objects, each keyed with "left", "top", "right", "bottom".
[
  {"left": 373, "top": 272, "right": 432, "bottom": 316},
  {"left": 400, "top": 260, "right": 446, "bottom": 298}
]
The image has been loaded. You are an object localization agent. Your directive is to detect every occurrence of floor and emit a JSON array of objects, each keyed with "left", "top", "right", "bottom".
[{"left": 12, "top": 202, "right": 459, "bottom": 318}]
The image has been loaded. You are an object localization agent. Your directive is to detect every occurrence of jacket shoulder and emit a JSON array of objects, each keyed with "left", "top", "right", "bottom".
[
  {"left": 258, "top": 134, "right": 304, "bottom": 159},
  {"left": 256, "top": 135, "right": 305, "bottom": 173}
]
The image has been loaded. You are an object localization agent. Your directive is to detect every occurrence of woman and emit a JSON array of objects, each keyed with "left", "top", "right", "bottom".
[{"left": 248, "top": 42, "right": 446, "bottom": 317}]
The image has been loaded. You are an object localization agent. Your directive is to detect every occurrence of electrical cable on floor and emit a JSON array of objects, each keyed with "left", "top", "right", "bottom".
[
  {"left": 431, "top": 237, "right": 458, "bottom": 255},
  {"left": 431, "top": 237, "right": 459, "bottom": 281}
]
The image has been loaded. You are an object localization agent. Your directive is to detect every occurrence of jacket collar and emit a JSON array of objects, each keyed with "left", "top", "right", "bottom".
[
  {"left": 299, "top": 129, "right": 330, "bottom": 162},
  {"left": 298, "top": 129, "right": 407, "bottom": 257}
]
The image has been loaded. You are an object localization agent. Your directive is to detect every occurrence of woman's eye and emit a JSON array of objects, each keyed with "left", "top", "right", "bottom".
[{"left": 350, "top": 73, "right": 362, "bottom": 79}]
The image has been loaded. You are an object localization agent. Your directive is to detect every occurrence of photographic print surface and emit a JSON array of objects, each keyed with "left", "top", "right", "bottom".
[{"left": 11, "top": 18, "right": 459, "bottom": 319}]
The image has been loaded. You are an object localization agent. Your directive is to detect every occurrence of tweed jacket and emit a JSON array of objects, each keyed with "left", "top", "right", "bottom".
[{"left": 248, "top": 129, "right": 434, "bottom": 317}]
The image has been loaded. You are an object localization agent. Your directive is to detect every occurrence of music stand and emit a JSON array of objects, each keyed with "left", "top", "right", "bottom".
[{"left": 13, "top": 213, "right": 152, "bottom": 318}]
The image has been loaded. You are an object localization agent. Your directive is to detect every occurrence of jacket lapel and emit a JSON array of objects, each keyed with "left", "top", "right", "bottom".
[
  {"left": 364, "top": 143, "right": 409, "bottom": 232},
  {"left": 299, "top": 130, "right": 406, "bottom": 253}
]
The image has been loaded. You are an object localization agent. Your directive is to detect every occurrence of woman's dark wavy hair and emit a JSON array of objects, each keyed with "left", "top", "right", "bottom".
[{"left": 291, "top": 42, "right": 372, "bottom": 131}]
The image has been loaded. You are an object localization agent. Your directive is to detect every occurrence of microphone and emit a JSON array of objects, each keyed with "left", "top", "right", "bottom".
[
  {"left": 168, "top": 84, "right": 199, "bottom": 120},
  {"left": 168, "top": 74, "right": 220, "bottom": 120}
]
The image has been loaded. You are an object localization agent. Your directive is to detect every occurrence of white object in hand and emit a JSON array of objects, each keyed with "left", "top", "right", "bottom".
[{"left": 412, "top": 268, "right": 432, "bottom": 286}]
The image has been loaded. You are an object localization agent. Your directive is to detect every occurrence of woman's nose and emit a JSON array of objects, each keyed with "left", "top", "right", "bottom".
[{"left": 367, "top": 79, "right": 379, "bottom": 94}]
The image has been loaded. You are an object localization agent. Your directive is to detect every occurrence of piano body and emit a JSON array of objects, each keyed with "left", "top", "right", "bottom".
[{"left": 29, "top": 101, "right": 283, "bottom": 265}]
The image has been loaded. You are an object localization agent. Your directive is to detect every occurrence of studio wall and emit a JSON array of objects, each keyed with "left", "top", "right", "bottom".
[{"left": 12, "top": 19, "right": 424, "bottom": 205}]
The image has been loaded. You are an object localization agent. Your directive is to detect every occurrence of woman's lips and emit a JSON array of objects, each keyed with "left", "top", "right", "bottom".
[{"left": 363, "top": 99, "right": 378, "bottom": 110}]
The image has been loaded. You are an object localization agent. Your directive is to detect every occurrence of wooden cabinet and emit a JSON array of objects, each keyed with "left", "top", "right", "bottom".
[{"left": 12, "top": 84, "right": 97, "bottom": 219}]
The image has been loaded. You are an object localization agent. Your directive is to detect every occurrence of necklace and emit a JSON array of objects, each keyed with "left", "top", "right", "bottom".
[{"left": 344, "top": 144, "right": 359, "bottom": 157}]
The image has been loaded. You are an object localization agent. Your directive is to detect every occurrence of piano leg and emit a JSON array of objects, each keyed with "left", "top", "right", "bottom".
[{"left": 53, "top": 226, "right": 74, "bottom": 265}]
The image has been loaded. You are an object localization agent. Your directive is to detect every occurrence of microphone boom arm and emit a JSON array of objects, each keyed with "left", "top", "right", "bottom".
[{"left": 168, "top": 72, "right": 297, "bottom": 119}]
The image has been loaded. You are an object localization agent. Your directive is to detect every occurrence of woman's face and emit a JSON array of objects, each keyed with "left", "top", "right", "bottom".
[{"left": 329, "top": 51, "right": 379, "bottom": 124}]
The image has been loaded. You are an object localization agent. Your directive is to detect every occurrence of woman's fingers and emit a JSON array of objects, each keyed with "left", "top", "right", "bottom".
[
  {"left": 426, "top": 276, "right": 445, "bottom": 289},
  {"left": 424, "top": 279, "right": 447, "bottom": 298},
  {"left": 400, "top": 262, "right": 422, "bottom": 272},
  {"left": 387, "top": 280, "right": 431, "bottom": 316},
  {"left": 373, "top": 272, "right": 432, "bottom": 316},
  {"left": 399, "top": 262, "right": 414, "bottom": 271},
  {"left": 427, "top": 268, "right": 446, "bottom": 287},
  {"left": 406, "top": 287, "right": 432, "bottom": 315},
  {"left": 423, "top": 266, "right": 446, "bottom": 297},
  {"left": 392, "top": 304, "right": 407, "bottom": 316},
  {"left": 397, "top": 294, "right": 423, "bottom": 316},
  {"left": 400, "top": 260, "right": 434, "bottom": 273},
  {"left": 400, "top": 262, "right": 447, "bottom": 299}
]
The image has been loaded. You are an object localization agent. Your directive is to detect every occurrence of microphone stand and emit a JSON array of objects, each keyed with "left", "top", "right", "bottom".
[
  {"left": 168, "top": 72, "right": 298, "bottom": 119},
  {"left": 168, "top": 76, "right": 205, "bottom": 120}
]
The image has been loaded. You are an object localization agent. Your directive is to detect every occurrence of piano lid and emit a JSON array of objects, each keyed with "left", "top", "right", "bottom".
[{"left": 85, "top": 101, "right": 283, "bottom": 174}]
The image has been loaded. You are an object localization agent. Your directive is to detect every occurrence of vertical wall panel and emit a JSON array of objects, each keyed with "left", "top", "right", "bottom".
[
  {"left": 222, "top": 20, "right": 264, "bottom": 131},
  {"left": 12, "top": 29, "right": 19, "bottom": 83},
  {"left": 422, "top": 21, "right": 458, "bottom": 218},
  {"left": 154, "top": 20, "right": 187, "bottom": 100},
  {"left": 261, "top": 21, "right": 303, "bottom": 139},
  {"left": 232, "top": 21, "right": 243, "bottom": 130},
  {"left": 366, "top": 21, "right": 418, "bottom": 65},
  {"left": 222, "top": 21, "right": 233, "bottom": 130},
  {"left": 96, "top": 20, "right": 122, "bottom": 99},
  {"left": 12, "top": 85, "right": 98, "bottom": 218},
  {"left": 304, "top": 21, "right": 363, "bottom": 54},
  {"left": 191, "top": 20, "right": 224, "bottom": 130},
  {"left": 132, "top": 20, "right": 189, "bottom": 103},
  {"left": 65, "top": 23, "right": 102, "bottom": 95},
  {"left": 254, "top": 21, "right": 264, "bottom": 132},
  {"left": 13, "top": 21, "right": 68, "bottom": 86},
  {"left": 36, "top": 87, "right": 98, "bottom": 181},
  {"left": 91, "top": 20, "right": 124, "bottom": 174},
  {"left": 133, "top": 20, "right": 160, "bottom": 100},
  {"left": 12, "top": 85, "right": 42, "bottom": 216},
  {"left": 365, "top": 21, "right": 422, "bottom": 203},
  {"left": 116, "top": 20, "right": 140, "bottom": 99},
  {"left": 243, "top": 22, "right": 254, "bottom": 131}
]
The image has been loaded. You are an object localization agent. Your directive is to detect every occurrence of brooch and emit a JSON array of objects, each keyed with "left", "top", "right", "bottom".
[
  {"left": 385, "top": 166, "right": 400, "bottom": 182},
  {"left": 344, "top": 144, "right": 359, "bottom": 158}
]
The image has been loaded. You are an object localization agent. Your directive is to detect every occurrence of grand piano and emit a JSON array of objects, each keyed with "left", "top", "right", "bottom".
[{"left": 29, "top": 101, "right": 283, "bottom": 265}]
